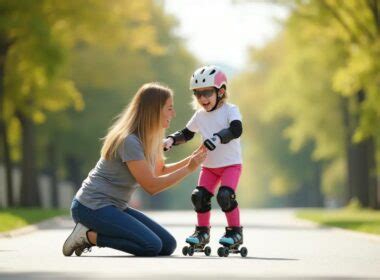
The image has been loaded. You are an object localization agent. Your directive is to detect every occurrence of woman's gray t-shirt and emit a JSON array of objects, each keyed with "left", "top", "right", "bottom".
[{"left": 75, "top": 134, "right": 145, "bottom": 210}]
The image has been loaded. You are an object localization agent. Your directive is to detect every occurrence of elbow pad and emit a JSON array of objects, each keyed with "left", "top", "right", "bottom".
[
  {"left": 215, "top": 120, "right": 243, "bottom": 144},
  {"left": 168, "top": 127, "right": 195, "bottom": 145},
  {"left": 230, "top": 120, "right": 242, "bottom": 138}
]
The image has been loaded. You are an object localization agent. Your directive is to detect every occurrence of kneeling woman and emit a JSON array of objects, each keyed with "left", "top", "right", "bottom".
[{"left": 63, "top": 83, "right": 207, "bottom": 257}]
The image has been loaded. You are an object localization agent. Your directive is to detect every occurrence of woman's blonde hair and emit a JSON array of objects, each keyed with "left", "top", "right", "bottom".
[
  {"left": 101, "top": 82, "right": 173, "bottom": 169},
  {"left": 191, "top": 86, "right": 228, "bottom": 110}
]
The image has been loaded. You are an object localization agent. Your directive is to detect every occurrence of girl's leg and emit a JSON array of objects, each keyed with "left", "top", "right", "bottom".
[
  {"left": 196, "top": 167, "right": 221, "bottom": 227},
  {"left": 220, "top": 164, "right": 242, "bottom": 227},
  {"left": 124, "top": 207, "right": 177, "bottom": 256},
  {"left": 74, "top": 201, "right": 162, "bottom": 256}
]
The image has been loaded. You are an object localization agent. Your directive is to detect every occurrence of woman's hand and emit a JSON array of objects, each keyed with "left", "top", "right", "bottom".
[
  {"left": 127, "top": 144, "right": 207, "bottom": 196},
  {"left": 187, "top": 145, "right": 207, "bottom": 172}
]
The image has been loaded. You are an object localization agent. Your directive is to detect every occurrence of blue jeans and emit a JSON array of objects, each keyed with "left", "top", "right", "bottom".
[{"left": 70, "top": 199, "right": 177, "bottom": 256}]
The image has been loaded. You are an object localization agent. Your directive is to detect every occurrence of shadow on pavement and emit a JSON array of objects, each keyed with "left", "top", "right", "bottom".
[
  {"left": 45, "top": 217, "right": 328, "bottom": 232},
  {"left": 0, "top": 272, "right": 378, "bottom": 280},
  {"left": 160, "top": 223, "right": 328, "bottom": 231},
  {"left": 78, "top": 255, "right": 298, "bottom": 261}
]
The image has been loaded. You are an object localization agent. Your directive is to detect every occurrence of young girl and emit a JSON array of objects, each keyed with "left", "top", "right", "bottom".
[{"left": 164, "top": 65, "right": 244, "bottom": 255}]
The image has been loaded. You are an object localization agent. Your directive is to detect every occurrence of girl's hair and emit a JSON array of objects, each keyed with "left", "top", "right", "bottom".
[
  {"left": 191, "top": 86, "right": 228, "bottom": 110},
  {"left": 101, "top": 82, "right": 173, "bottom": 169}
]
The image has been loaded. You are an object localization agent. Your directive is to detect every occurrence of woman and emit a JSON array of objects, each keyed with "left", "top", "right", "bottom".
[{"left": 62, "top": 82, "right": 207, "bottom": 257}]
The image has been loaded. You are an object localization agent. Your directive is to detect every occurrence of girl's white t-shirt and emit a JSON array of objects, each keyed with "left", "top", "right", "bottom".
[{"left": 186, "top": 103, "right": 242, "bottom": 168}]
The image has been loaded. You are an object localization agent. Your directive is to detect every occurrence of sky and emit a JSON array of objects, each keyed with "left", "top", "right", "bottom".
[{"left": 163, "top": 0, "right": 289, "bottom": 72}]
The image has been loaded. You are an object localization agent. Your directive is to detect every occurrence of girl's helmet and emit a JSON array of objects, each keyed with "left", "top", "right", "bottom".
[{"left": 189, "top": 65, "right": 227, "bottom": 90}]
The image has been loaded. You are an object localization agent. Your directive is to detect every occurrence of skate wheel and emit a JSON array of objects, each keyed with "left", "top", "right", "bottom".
[
  {"left": 224, "top": 248, "right": 229, "bottom": 257},
  {"left": 217, "top": 247, "right": 225, "bottom": 257},
  {"left": 240, "top": 247, "right": 248, "bottom": 257},
  {"left": 188, "top": 246, "right": 194, "bottom": 256},
  {"left": 74, "top": 249, "right": 82, "bottom": 257},
  {"left": 204, "top": 246, "right": 211, "bottom": 256},
  {"left": 182, "top": 246, "right": 188, "bottom": 256}
]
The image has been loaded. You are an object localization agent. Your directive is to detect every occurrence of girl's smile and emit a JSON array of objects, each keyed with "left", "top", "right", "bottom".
[{"left": 194, "top": 87, "right": 217, "bottom": 112}]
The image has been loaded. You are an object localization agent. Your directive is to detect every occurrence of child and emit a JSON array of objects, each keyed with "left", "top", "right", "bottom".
[{"left": 164, "top": 65, "right": 244, "bottom": 253}]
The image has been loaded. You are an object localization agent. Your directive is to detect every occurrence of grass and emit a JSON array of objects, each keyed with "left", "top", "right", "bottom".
[
  {"left": 0, "top": 208, "right": 69, "bottom": 233},
  {"left": 297, "top": 208, "right": 380, "bottom": 235}
]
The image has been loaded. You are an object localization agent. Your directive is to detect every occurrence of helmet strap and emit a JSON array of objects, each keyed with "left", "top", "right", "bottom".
[{"left": 209, "top": 88, "right": 222, "bottom": 112}]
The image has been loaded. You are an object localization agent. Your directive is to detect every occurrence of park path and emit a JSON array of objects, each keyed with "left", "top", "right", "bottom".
[{"left": 1, "top": 209, "right": 380, "bottom": 279}]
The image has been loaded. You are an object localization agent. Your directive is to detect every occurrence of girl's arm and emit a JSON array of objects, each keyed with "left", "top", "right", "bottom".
[
  {"left": 127, "top": 146, "right": 207, "bottom": 196},
  {"left": 167, "top": 127, "right": 195, "bottom": 146},
  {"left": 203, "top": 120, "right": 243, "bottom": 151}
]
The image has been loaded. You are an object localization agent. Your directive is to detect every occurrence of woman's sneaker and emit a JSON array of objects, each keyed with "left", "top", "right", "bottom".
[
  {"left": 74, "top": 244, "right": 92, "bottom": 256},
  {"left": 62, "top": 223, "right": 91, "bottom": 256}
]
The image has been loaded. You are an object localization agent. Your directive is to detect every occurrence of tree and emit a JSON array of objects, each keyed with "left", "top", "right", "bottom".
[
  {"left": 232, "top": 0, "right": 380, "bottom": 208},
  {"left": 0, "top": 0, "right": 171, "bottom": 207},
  {"left": 36, "top": 1, "right": 198, "bottom": 209},
  {"left": 288, "top": 0, "right": 380, "bottom": 207}
]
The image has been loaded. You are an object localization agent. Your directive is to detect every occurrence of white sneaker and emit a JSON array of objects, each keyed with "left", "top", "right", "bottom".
[{"left": 62, "top": 223, "right": 90, "bottom": 256}]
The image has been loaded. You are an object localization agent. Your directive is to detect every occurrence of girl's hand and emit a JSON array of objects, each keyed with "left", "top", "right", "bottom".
[
  {"left": 163, "top": 137, "right": 174, "bottom": 151},
  {"left": 203, "top": 135, "right": 221, "bottom": 151},
  {"left": 187, "top": 145, "right": 207, "bottom": 172}
]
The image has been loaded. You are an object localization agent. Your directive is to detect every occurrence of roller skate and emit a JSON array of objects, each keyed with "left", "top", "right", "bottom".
[
  {"left": 182, "top": 226, "right": 211, "bottom": 256},
  {"left": 217, "top": 226, "right": 248, "bottom": 257}
]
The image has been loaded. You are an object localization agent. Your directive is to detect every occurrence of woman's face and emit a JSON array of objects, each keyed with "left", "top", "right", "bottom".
[
  {"left": 193, "top": 87, "right": 218, "bottom": 112},
  {"left": 162, "top": 96, "right": 175, "bottom": 129}
]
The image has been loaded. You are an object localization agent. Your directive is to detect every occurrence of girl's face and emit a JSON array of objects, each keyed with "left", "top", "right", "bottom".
[
  {"left": 162, "top": 96, "right": 175, "bottom": 129},
  {"left": 193, "top": 87, "right": 219, "bottom": 112}
]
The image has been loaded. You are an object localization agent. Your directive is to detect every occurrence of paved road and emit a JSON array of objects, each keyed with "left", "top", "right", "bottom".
[{"left": 1, "top": 209, "right": 380, "bottom": 279}]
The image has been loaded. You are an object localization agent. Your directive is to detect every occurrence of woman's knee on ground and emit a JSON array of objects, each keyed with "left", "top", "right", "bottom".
[
  {"left": 158, "top": 235, "right": 177, "bottom": 256},
  {"left": 135, "top": 237, "right": 163, "bottom": 257}
]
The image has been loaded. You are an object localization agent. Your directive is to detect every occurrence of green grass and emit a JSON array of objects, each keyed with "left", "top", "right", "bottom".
[
  {"left": 297, "top": 208, "right": 380, "bottom": 235},
  {"left": 0, "top": 208, "right": 69, "bottom": 233}
]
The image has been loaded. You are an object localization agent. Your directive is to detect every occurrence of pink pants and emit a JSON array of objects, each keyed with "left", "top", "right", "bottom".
[{"left": 196, "top": 164, "right": 242, "bottom": 227}]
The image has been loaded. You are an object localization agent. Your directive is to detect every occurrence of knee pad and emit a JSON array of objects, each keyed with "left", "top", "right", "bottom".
[
  {"left": 217, "top": 186, "right": 238, "bottom": 212},
  {"left": 191, "top": 187, "right": 213, "bottom": 213}
]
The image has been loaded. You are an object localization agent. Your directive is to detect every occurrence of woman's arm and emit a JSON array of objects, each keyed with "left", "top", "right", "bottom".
[
  {"left": 155, "top": 155, "right": 191, "bottom": 176},
  {"left": 127, "top": 146, "right": 206, "bottom": 196}
]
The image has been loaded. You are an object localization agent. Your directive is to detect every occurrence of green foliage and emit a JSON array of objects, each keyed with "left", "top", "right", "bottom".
[
  {"left": 321, "top": 158, "right": 346, "bottom": 200},
  {"left": 0, "top": 208, "right": 68, "bottom": 232},
  {"left": 297, "top": 208, "right": 380, "bottom": 235},
  {"left": 232, "top": 0, "right": 380, "bottom": 207},
  {"left": 346, "top": 197, "right": 363, "bottom": 210},
  {"left": 292, "top": 0, "right": 380, "bottom": 141},
  {"left": 0, "top": 1, "right": 198, "bottom": 209},
  {"left": 231, "top": 36, "right": 324, "bottom": 207},
  {"left": 34, "top": 1, "right": 198, "bottom": 209}
]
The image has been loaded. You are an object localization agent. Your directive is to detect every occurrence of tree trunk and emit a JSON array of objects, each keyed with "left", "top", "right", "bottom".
[
  {"left": 349, "top": 136, "right": 377, "bottom": 208},
  {"left": 367, "top": 137, "right": 378, "bottom": 209},
  {"left": 65, "top": 155, "right": 82, "bottom": 192},
  {"left": 0, "top": 118, "right": 13, "bottom": 207},
  {"left": 17, "top": 110, "right": 40, "bottom": 207},
  {"left": 351, "top": 139, "right": 370, "bottom": 207},
  {"left": 309, "top": 161, "right": 324, "bottom": 207},
  {"left": 0, "top": 37, "right": 13, "bottom": 207},
  {"left": 341, "top": 96, "right": 354, "bottom": 204},
  {"left": 48, "top": 142, "right": 58, "bottom": 208},
  {"left": 343, "top": 90, "right": 378, "bottom": 208}
]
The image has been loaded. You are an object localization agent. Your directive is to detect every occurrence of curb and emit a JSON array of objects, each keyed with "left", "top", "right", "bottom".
[{"left": 0, "top": 215, "right": 70, "bottom": 238}]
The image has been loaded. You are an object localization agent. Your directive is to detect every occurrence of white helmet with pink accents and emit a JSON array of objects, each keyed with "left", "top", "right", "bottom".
[{"left": 189, "top": 65, "right": 227, "bottom": 90}]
